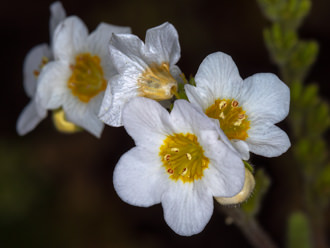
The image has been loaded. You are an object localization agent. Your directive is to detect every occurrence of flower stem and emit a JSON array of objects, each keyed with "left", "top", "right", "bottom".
[{"left": 218, "top": 205, "right": 278, "bottom": 248}]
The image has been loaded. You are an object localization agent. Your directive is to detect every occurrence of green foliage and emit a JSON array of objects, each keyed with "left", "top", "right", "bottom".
[
  {"left": 257, "top": 0, "right": 311, "bottom": 29},
  {"left": 241, "top": 169, "right": 270, "bottom": 217},
  {"left": 257, "top": 0, "right": 330, "bottom": 246},
  {"left": 287, "top": 211, "right": 312, "bottom": 248}
]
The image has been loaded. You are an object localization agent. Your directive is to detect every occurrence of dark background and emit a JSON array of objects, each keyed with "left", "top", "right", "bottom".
[{"left": 1, "top": 0, "right": 329, "bottom": 247}]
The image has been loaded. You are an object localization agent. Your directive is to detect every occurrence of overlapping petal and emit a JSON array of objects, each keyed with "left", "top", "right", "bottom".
[
  {"left": 114, "top": 147, "right": 167, "bottom": 207},
  {"left": 162, "top": 181, "right": 213, "bottom": 236},
  {"left": 114, "top": 97, "right": 245, "bottom": 236},
  {"left": 53, "top": 16, "right": 88, "bottom": 62},
  {"left": 240, "top": 73, "right": 290, "bottom": 124}
]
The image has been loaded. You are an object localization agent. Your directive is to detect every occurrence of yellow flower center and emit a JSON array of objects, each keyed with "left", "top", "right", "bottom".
[
  {"left": 159, "top": 133, "right": 209, "bottom": 183},
  {"left": 205, "top": 99, "right": 250, "bottom": 140},
  {"left": 138, "top": 62, "right": 177, "bottom": 100},
  {"left": 67, "top": 53, "right": 107, "bottom": 103}
]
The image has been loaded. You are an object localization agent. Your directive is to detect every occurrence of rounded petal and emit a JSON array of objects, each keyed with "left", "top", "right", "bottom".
[
  {"left": 170, "top": 99, "right": 216, "bottom": 134},
  {"left": 16, "top": 100, "right": 47, "bottom": 135},
  {"left": 36, "top": 61, "right": 70, "bottom": 109},
  {"left": 109, "top": 33, "right": 147, "bottom": 73},
  {"left": 199, "top": 130, "right": 245, "bottom": 197},
  {"left": 122, "top": 97, "right": 172, "bottom": 148},
  {"left": 23, "top": 44, "right": 52, "bottom": 97},
  {"left": 63, "top": 92, "right": 104, "bottom": 138},
  {"left": 49, "top": 1, "right": 66, "bottom": 38},
  {"left": 161, "top": 181, "right": 213, "bottom": 236},
  {"left": 231, "top": 140, "right": 250, "bottom": 160},
  {"left": 53, "top": 16, "right": 88, "bottom": 61},
  {"left": 185, "top": 84, "right": 215, "bottom": 111},
  {"left": 113, "top": 147, "right": 166, "bottom": 207},
  {"left": 247, "top": 122, "right": 291, "bottom": 157},
  {"left": 240, "top": 73, "right": 290, "bottom": 124},
  {"left": 98, "top": 73, "right": 140, "bottom": 127},
  {"left": 194, "top": 52, "right": 243, "bottom": 100},
  {"left": 144, "top": 22, "right": 180, "bottom": 65},
  {"left": 88, "top": 23, "right": 131, "bottom": 68}
]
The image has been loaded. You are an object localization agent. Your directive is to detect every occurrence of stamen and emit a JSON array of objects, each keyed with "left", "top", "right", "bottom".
[
  {"left": 159, "top": 133, "right": 209, "bottom": 183},
  {"left": 205, "top": 99, "right": 250, "bottom": 140},
  {"left": 67, "top": 53, "right": 107, "bottom": 103},
  {"left": 164, "top": 154, "right": 171, "bottom": 161},
  {"left": 232, "top": 100, "right": 239, "bottom": 107},
  {"left": 138, "top": 62, "right": 178, "bottom": 100},
  {"left": 219, "top": 100, "right": 227, "bottom": 109}
]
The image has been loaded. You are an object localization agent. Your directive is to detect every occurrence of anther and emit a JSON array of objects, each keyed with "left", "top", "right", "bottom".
[
  {"left": 234, "top": 119, "right": 243, "bottom": 126},
  {"left": 219, "top": 112, "right": 225, "bottom": 119},
  {"left": 238, "top": 114, "right": 245, "bottom": 120},
  {"left": 186, "top": 153, "right": 192, "bottom": 160},
  {"left": 164, "top": 154, "right": 171, "bottom": 161},
  {"left": 219, "top": 101, "right": 227, "bottom": 110},
  {"left": 181, "top": 168, "right": 187, "bottom": 175},
  {"left": 232, "top": 100, "right": 239, "bottom": 107},
  {"left": 171, "top": 148, "right": 179, "bottom": 152},
  {"left": 167, "top": 168, "right": 174, "bottom": 174},
  {"left": 33, "top": 70, "right": 40, "bottom": 77}
]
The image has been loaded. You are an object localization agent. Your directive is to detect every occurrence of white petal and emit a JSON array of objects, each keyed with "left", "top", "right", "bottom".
[
  {"left": 53, "top": 16, "right": 88, "bottom": 61},
  {"left": 247, "top": 122, "right": 291, "bottom": 157},
  {"left": 49, "top": 1, "right": 66, "bottom": 39},
  {"left": 16, "top": 100, "right": 47, "bottom": 135},
  {"left": 240, "top": 73, "right": 290, "bottom": 124},
  {"left": 113, "top": 147, "right": 167, "bottom": 207},
  {"left": 88, "top": 23, "right": 131, "bottom": 67},
  {"left": 199, "top": 130, "right": 245, "bottom": 197},
  {"left": 99, "top": 73, "right": 140, "bottom": 127},
  {"left": 231, "top": 140, "right": 250, "bottom": 160},
  {"left": 122, "top": 97, "right": 172, "bottom": 148},
  {"left": 63, "top": 92, "right": 104, "bottom": 138},
  {"left": 144, "top": 22, "right": 180, "bottom": 65},
  {"left": 23, "top": 44, "right": 52, "bottom": 97},
  {"left": 195, "top": 52, "right": 243, "bottom": 100},
  {"left": 109, "top": 33, "right": 147, "bottom": 74},
  {"left": 170, "top": 99, "right": 215, "bottom": 134},
  {"left": 161, "top": 181, "right": 213, "bottom": 236},
  {"left": 185, "top": 84, "right": 215, "bottom": 111},
  {"left": 36, "top": 61, "right": 71, "bottom": 109}
]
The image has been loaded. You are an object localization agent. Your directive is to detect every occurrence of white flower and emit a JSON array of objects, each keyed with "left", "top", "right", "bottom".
[
  {"left": 36, "top": 16, "right": 131, "bottom": 137},
  {"left": 16, "top": 1, "right": 66, "bottom": 135},
  {"left": 99, "top": 22, "right": 182, "bottom": 127},
  {"left": 185, "top": 52, "right": 291, "bottom": 160},
  {"left": 113, "top": 97, "right": 245, "bottom": 236}
]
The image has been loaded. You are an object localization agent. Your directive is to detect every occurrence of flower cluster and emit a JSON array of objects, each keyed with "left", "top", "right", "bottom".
[{"left": 17, "top": 2, "right": 291, "bottom": 236}]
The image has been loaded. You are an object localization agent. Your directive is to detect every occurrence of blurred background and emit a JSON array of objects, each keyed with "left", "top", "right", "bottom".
[{"left": 1, "top": 0, "right": 329, "bottom": 247}]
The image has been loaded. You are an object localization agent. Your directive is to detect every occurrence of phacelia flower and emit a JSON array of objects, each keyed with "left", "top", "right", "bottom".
[
  {"left": 36, "top": 16, "right": 131, "bottom": 137},
  {"left": 185, "top": 52, "right": 291, "bottom": 160},
  {"left": 99, "top": 22, "right": 182, "bottom": 127},
  {"left": 113, "top": 97, "right": 245, "bottom": 236},
  {"left": 16, "top": 1, "right": 66, "bottom": 135}
]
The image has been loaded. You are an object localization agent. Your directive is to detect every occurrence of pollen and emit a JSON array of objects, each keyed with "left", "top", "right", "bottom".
[
  {"left": 205, "top": 99, "right": 250, "bottom": 140},
  {"left": 159, "top": 133, "right": 209, "bottom": 183},
  {"left": 138, "top": 62, "right": 178, "bottom": 101},
  {"left": 67, "top": 53, "right": 107, "bottom": 103}
]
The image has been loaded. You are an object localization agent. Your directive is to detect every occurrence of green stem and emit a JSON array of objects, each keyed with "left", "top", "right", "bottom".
[{"left": 218, "top": 206, "right": 278, "bottom": 248}]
